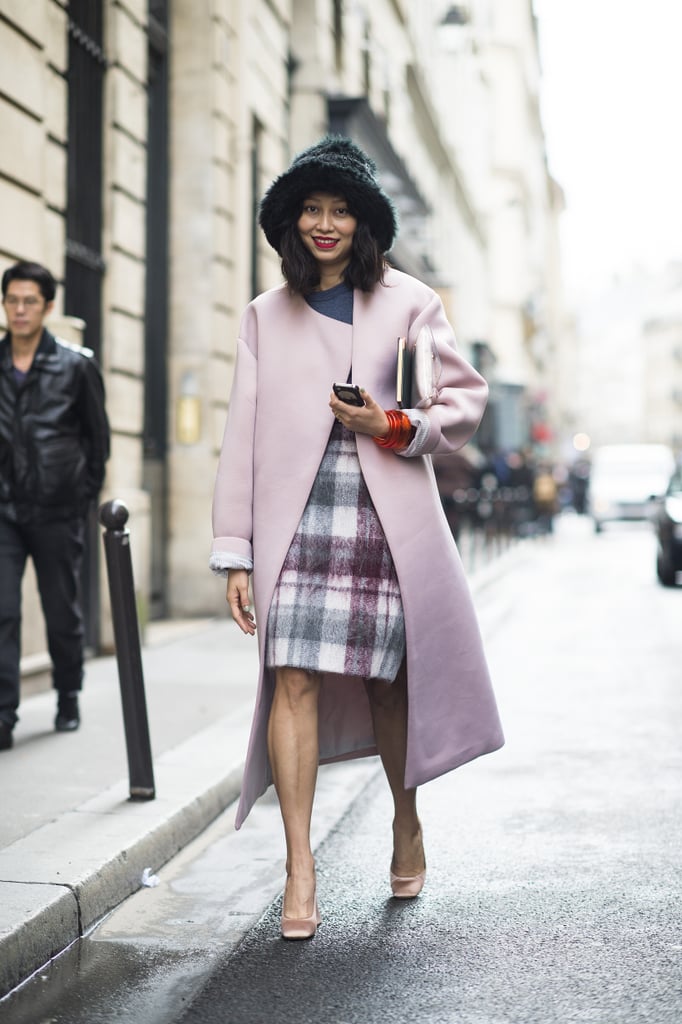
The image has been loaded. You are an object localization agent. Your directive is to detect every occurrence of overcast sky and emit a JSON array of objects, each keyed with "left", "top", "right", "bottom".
[{"left": 533, "top": 0, "right": 682, "bottom": 300}]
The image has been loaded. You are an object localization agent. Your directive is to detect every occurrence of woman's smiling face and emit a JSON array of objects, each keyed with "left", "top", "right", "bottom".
[{"left": 297, "top": 193, "right": 357, "bottom": 281}]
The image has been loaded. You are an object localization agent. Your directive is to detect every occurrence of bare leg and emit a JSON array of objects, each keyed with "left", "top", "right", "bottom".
[
  {"left": 365, "top": 663, "right": 425, "bottom": 876},
  {"left": 267, "top": 667, "right": 322, "bottom": 918}
]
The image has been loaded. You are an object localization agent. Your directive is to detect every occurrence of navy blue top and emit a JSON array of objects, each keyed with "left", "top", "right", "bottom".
[{"left": 305, "top": 282, "right": 353, "bottom": 325}]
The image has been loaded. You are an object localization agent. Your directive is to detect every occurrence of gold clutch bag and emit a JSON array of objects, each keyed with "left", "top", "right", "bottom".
[{"left": 396, "top": 325, "right": 442, "bottom": 409}]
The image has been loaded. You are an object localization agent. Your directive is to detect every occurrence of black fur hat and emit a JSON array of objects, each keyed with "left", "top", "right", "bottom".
[{"left": 258, "top": 136, "right": 398, "bottom": 255}]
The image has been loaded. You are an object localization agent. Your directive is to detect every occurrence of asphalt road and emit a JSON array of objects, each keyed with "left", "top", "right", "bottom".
[{"left": 5, "top": 516, "right": 682, "bottom": 1023}]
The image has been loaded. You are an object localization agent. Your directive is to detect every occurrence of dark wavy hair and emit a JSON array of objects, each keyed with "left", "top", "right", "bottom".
[
  {"left": 2, "top": 261, "right": 57, "bottom": 303},
  {"left": 279, "top": 220, "right": 386, "bottom": 295}
]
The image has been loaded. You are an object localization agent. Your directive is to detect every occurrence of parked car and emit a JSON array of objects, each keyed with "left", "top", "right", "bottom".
[
  {"left": 588, "top": 443, "right": 675, "bottom": 532},
  {"left": 653, "top": 465, "right": 682, "bottom": 586}
]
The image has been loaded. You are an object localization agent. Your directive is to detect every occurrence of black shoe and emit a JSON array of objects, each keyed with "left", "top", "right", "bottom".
[
  {"left": 0, "top": 721, "right": 14, "bottom": 750},
  {"left": 55, "top": 695, "right": 80, "bottom": 733}
]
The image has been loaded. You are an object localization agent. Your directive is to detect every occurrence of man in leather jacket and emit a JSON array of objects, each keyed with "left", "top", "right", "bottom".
[{"left": 0, "top": 261, "right": 110, "bottom": 750}]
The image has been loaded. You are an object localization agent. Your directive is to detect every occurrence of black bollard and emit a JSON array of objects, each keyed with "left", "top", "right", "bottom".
[{"left": 98, "top": 500, "right": 155, "bottom": 800}]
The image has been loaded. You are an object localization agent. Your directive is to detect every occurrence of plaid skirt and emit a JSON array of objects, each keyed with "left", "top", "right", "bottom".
[{"left": 266, "top": 419, "right": 405, "bottom": 681}]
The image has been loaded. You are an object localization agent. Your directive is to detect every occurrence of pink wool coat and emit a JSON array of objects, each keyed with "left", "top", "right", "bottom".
[{"left": 211, "top": 267, "right": 504, "bottom": 828}]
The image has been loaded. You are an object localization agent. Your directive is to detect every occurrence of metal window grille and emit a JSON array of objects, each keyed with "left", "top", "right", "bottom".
[
  {"left": 144, "top": 3, "right": 169, "bottom": 460},
  {"left": 65, "top": 0, "right": 106, "bottom": 358},
  {"left": 250, "top": 117, "right": 264, "bottom": 300},
  {"left": 65, "top": 0, "right": 106, "bottom": 650},
  {"left": 144, "top": 0, "right": 170, "bottom": 619}
]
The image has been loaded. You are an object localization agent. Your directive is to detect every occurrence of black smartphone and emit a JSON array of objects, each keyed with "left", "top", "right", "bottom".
[{"left": 332, "top": 383, "right": 365, "bottom": 407}]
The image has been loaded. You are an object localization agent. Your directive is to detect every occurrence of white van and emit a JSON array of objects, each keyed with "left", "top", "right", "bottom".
[{"left": 589, "top": 443, "right": 676, "bottom": 532}]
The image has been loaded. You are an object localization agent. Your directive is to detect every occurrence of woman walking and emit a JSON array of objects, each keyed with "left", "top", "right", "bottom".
[{"left": 210, "top": 137, "right": 503, "bottom": 940}]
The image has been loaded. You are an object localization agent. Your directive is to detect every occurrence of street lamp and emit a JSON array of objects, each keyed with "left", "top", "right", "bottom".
[{"left": 439, "top": 5, "right": 470, "bottom": 25}]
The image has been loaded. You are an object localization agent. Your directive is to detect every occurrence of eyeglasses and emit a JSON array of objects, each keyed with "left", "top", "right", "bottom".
[{"left": 3, "top": 296, "right": 42, "bottom": 308}]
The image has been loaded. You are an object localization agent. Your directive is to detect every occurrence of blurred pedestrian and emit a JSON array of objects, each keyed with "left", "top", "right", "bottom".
[
  {"left": 569, "top": 458, "right": 590, "bottom": 514},
  {"left": 533, "top": 463, "right": 559, "bottom": 533},
  {"left": 0, "top": 262, "right": 110, "bottom": 750},
  {"left": 210, "top": 137, "right": 503, "bottom": 939},
  {"left": 505, "top": 450, "right": 535, "bottom": 535}
]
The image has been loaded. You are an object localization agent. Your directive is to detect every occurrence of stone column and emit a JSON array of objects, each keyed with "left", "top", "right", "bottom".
[{"left": 167, "top": 0, "right": 227, "bottom": 614}]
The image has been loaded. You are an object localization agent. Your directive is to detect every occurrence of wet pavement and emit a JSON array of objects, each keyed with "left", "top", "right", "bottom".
[
  {"left": 3, "top": 517, "right": 681, "bottom": 1023},
  {"left": 173, "top": 520, "right": 682, "bottom": 1023}
]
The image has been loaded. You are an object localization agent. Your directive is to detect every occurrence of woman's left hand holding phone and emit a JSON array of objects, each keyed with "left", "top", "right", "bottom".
[{"left": 226, "top": 569, "right": 256, "bottom": 635}]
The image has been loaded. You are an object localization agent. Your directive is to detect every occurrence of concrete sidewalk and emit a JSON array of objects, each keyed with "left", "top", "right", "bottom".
[
  {"left": 0, "top": 616, "right": 262, "bottom": 997},
  {"left": 0, "top": 545, "right": 523, "bottom": 998}
]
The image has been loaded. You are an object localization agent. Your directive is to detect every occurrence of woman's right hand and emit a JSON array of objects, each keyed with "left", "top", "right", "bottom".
[{"left": 226, "top": 569, "right": 256, "bottom": 636}]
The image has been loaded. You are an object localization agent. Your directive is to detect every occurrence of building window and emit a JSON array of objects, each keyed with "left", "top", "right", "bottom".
[
  {"left": 144, "top": 0, "right": 169, "bottom": 465},
  {"left": 362, "top": 18, "right": 371, "bottom": 96},
  {"left": 333, "top": 0, "right": 344, "bottom": 72},
  {"left": 144, "top": 0, "right": 170, "bottom": 619},
  {"left": 65, "top": 0, "right": 106, "bottom": 650},
  {"left": 250, "top": 117, "right": 263, "bottom": 300}
]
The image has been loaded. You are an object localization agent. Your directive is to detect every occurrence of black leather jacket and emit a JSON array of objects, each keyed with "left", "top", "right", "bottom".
[{"left": 0, "top": 329, "right": 110, "bottom": 523}]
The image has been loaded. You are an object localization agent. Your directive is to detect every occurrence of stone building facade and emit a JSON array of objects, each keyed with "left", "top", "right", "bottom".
[
  {"left": 572, "top": 264, "right": 682, "bottom": 452},
  {"left": 0, "top": 0, "right": 563, "bottom": 669}
]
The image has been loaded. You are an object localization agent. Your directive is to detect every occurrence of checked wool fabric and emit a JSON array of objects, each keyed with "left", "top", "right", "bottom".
[{"left": 266, "top": 419, "right": 405, "bottom": 682}]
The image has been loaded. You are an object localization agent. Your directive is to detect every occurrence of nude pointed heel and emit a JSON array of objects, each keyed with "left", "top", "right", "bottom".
[
  {"left": 281, "top": 900, "right": 321, "bottom": 940},
  {"left": 280, "top": 879, "right": 322, "bottom": 940},
  {"left": 390, "top": 868, "right": 426, "bottom": 899}
]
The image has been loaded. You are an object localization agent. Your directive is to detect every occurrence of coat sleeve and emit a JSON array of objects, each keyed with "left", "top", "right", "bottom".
[
  {"left": 398, "top": 291, "right": 488, "bottom": 458},
  {"left": 75, "top": 353, "right": 111, "bottom": 500},
  {"left": 209, "top": 334, "right": 257, "bottom": 574}
]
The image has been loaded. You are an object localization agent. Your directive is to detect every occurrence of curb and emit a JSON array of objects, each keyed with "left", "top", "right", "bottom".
[{"left": 0, "top": 705, "right": 252, "bottom": 997}]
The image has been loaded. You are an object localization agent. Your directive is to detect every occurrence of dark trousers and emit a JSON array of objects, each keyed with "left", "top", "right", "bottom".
[{"left": 0, "top": 516, "right": 85, "bottom": 727}]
